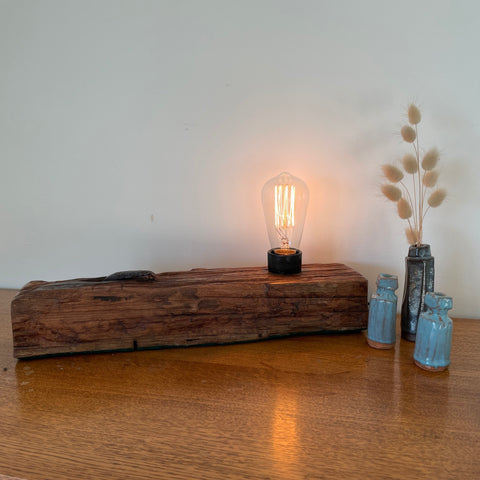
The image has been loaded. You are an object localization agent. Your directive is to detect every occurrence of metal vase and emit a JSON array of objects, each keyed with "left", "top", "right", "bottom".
[{"left": 401, "top": 244, "right": 434, "bottom": 342}]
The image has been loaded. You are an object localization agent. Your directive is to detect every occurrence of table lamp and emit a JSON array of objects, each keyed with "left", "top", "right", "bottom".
[{"left": 262, "top": 171, "right": 309, "bottom": 274}]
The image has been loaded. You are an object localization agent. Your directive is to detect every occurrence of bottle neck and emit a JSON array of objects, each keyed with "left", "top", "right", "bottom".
[
  {"left": 408, "top": 244, "right": 432, "bottom": 258},
  {"left": 377, "top": 287, "right": 396, "bottom": 297}
]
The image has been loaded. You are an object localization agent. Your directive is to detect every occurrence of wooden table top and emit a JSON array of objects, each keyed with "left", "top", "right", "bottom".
[{"left": 1, "top": 288, "right": 479, "bottom": 479}]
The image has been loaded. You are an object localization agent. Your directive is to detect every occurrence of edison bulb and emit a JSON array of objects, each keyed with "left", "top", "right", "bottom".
[{"left": 262, "top": 172, "right": 309, "bottom": 274}]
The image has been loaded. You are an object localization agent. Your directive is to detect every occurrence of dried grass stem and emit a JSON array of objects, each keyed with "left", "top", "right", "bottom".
[{"left": 381, "top": 104, "right": 447, "bottom": 246}]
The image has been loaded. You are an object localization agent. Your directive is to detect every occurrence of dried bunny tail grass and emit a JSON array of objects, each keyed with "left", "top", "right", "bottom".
[
  {"left": 401, "top": 125, "right": 416, "bottom": 143},
  {"left": 421, "top": 147, "right": 439, "bottom": 170},
  {"left": 423, "top": 170, "right": 439, "bottom": 188},
  {"left": 428, "top": 188, "right": 447, "bottom": 207},
  {"left": 397, "top": 197, "right": 412, "bottom": 219},
  {"left": 381, "top": 184, "right": 402, "bottom": 201},
  {"left": 381, "top": 164, "right": 404, "bottom": 183},
  {"left": 402, "top": 153, "right": 418, "bottom": 174},
  {"left": 407, "top": 104, "right": 421, "bottom": 125},
  {"left": 405, "top": 227, "right": 418, "bottom": 245}
]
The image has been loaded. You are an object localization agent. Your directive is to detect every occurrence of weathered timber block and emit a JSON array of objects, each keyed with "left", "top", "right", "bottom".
[{"left": 11, "top": 264, "right": 368, "bottom": 358}]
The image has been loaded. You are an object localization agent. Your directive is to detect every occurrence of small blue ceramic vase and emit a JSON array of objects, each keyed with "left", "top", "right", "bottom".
[
  {"left": 367, "top": 273, "right": 398, "bottom": 349},
  {"left": 414, "top": 292, "right": 453, "bottom": 372}
]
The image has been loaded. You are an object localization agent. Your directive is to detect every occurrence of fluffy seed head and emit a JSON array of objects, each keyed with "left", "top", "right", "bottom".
[
  {"left": 428, "top": 188, "right": 447, "bottom": 207},
  {"left": 405, "top": 227, "right": 418, "bottom": 245},
  {"left": 397, "top": 197, "right": 412, "bottom": 219},
  {"left": 381, "top": 184, "right": 402, "bottom": 202},
  {"left": 422, "top": 148, "right": 439, "bottom": 170},
  {"left": 381, "top": 164, "right": 404, "bottom": 183},
  {"left": 401, "top": 125, "right": 416, "bottom": 143},
  {"left": 402, "top": 153, "right": 418, "bottom": 174},
  {"left": 423, "top": 170, "right": 439, "bottom": 188},
  {"left": 407, "top": 104, "right": 421, "bottom": 125}
]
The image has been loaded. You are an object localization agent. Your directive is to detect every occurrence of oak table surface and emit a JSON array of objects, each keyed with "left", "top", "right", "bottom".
[{"left": 0, "top": 289, "right": 479, "bottom": 480}]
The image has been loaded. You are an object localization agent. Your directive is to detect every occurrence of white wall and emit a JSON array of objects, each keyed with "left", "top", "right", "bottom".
[{"left": 1, "top": 0, "right": 479, "bottom": 317}]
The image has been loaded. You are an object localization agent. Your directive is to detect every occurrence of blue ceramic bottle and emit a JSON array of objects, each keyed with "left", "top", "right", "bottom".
[
  {"left": 414, "top": 292, "right": 453, "bottom": 371},
  {"left": 367, "top": 273, "right": 398, "bottom": 349}
]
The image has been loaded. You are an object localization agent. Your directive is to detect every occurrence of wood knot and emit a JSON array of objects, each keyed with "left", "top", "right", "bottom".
[{"left": 104, "top": 270, "right": 156, "bottom": 282}]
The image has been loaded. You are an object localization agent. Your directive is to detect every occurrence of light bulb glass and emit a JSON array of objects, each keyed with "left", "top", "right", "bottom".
[{"left": 262, "top": 172, "right": 309, "bottom": 253}]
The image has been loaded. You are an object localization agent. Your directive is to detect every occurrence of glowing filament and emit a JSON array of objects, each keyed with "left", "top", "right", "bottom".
[
  {"left": 274, "top": 184, "right": 295, "bottom": 229},
  {"left": 274, "top": 184, "right": 295, "bottom": 250}
]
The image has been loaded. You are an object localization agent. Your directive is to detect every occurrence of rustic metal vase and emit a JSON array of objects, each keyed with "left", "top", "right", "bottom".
[
  {"left": 401, "top": 244, "right": 434, "bottom": 342},
  {"left": 367, "top": 273, "right": 398, "bottom": 349},
  {"left": 414, "top": 292, "right": 453, "bottom": 372}
]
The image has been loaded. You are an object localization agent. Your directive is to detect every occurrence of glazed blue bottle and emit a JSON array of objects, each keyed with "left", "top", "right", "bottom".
[
  {"left": 414, "top": 292, "right": 453, "bottom": 371},
  {"left": 367, "top": 273, "right": 398, "bottom": 349}
]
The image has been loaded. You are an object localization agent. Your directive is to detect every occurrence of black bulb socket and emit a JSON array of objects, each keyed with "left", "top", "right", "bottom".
[{"left": 267, "top": 248, "right": 302, "bottom": 274}]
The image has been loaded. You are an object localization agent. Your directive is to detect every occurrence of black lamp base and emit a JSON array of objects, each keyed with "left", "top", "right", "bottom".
[{"left": 267, "top": 249, "right": 302, "bottom": 274}]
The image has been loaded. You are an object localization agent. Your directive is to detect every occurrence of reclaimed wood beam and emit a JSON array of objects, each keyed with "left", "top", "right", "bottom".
[{"left": 11, "top": 264, "right": 368, "bottom": 358}]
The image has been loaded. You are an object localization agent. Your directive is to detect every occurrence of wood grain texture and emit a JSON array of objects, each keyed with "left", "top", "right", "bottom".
[
  {"left": 11, "top": 264, "right": 368, "bottom": 358},
  {"left": 0, "top": 475, "right": 29, "bottom": 480},
  {"left": 1, "top": 288, "right": 480, "bottom": 480}
]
